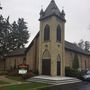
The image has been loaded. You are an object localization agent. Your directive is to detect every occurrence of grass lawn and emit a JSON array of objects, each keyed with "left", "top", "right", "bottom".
[
  {"left": 0, "top": 80, "right": 9, "bottom": 85},
  {"left": 0, "top": 82, "right": 49, "bottom": 90},
  {"left": 6, "top": 75, "right": 24, "bottom": 82}
]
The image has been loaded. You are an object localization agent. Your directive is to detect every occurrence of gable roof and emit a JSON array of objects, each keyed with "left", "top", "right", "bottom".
[
  {"left": 25, "top": 32, "right": 39, "bottom": 53},
  {"left": 26, "top": 32, "right": 90, "bottom": 56},
  {"left": 7, "top": 48, "right": 26, "bottom": 57},
  {"left": 39, "top": 0, "right": 65, "bottom": 21},
  {"left": 65, "top": 41, "right": 89, "bottom": 55},
  {"left": 6, "top": 33, "right": 90, "bottom": 57}
]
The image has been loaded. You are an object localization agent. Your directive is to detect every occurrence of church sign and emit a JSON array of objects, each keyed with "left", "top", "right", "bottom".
[{"left": 18, "top": 64, "right": 29, "bottom": 74}]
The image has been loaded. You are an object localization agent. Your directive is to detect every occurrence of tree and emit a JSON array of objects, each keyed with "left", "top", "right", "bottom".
[
  {"left": 17, "top": 18, "right": 29, "bottom": 48},
  {"left": 11, "top": 18, "right": 29, "bottom": 49},
  {"left": 85, "top": 41, "right": 90, "bottom": 51},
  {"left": 77, "top": 39, "right": 90, "bottom": 52},
  {"left": 0, "top": 16, "right": 30, "bottom": 58},
  {"left": 0, "top": 3, "right": 2, "bottom": 10},
  {"left": 78, "top": 39, "right": 84, "bottom": 49},
  {"left": 0, "top": 16, "right": 11, "bottom": 58},
  {"left": 9, "top": 21, "right": 18, "bottom": 50},
  {"left": 0, "top": 15, "right": 4, "bottom": 57},
  {"left": 72, "top": 54, "right": 79, "bottom": 70}
]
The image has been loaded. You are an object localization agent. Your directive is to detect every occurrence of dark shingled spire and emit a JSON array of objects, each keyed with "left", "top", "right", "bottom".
[
  {"left": 39, "top": 0, "right": 66, "bottom": 21},
  {"left": 51, "top": 0, "right": 54, "bottom": 2}
]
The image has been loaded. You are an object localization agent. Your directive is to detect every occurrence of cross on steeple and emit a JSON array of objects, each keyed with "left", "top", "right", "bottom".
[{"left": 41, "top": 5, "right": 43, "bottom": 9}]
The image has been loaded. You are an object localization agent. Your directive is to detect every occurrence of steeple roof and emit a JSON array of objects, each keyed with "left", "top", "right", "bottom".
[{"left": 39, "top": 0, "right": 66, "bottom": 21}]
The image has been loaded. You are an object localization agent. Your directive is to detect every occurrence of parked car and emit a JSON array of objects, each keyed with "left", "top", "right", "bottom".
[{"left": 82, "top": 70, "right": 90, "bottom": 81}]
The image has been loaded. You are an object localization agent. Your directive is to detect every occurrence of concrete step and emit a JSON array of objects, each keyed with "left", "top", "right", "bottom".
[{"left": 27, "top": 76, "right": 81, "bottom": 85}]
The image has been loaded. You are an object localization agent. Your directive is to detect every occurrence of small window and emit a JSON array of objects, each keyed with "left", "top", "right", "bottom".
[
  {"left": 57, "top": 25, "right": 61, "bottom": 42},
  {"left": 44, "top": 24, "right": 50, "bottom": 41}
]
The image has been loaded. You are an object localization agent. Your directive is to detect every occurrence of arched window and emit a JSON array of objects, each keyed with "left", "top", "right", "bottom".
[
  {"left": 44, "top": 24, "right": 50, "bottom": 41},
  {"left": 57, "top": 25, "right": 61, "bottom": 42}
]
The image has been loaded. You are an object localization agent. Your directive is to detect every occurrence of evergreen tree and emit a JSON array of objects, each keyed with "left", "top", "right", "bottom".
[
  {"left": 0, "top": 16, "right": 30, "bottom": 58},
  {"left": 72, "top": 54, "right": 79, "bottom": 70},
  {"left": 78, "top": 39, "right": 90, "bottom": 52},
  {"left": 85, "top": 41, "right": 90, "bottom": 51},
  {"left": 0, "top": 3, "right": 29, "bottom": 59},
  {"left": 9, "top": 21, "right": 18, "bottom": 50},
  {"left": 78, "top": 39, "right": 84, "bottom": 49},
  {"left": 0, "top": 3, "right": 2, "bottom": 10},
  {"left": 11, "top": 18, "right": 29, "bottom": 48},
  {"left": 0, "top": 15, "right": 4, "bottom": 58},
  {"left": 0, "top": 16, "right": 11, "bottom": 58}
]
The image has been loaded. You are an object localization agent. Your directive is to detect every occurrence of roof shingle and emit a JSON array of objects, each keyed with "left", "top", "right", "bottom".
[
  {"left": 7, "top": 48, "right": 26, "bottom": 57},
  {"left": 39, "top": 0, "right": 65, "bottom": 21},
  {"left": 65, "top": 41, "right": 89, "bottom": 55}
]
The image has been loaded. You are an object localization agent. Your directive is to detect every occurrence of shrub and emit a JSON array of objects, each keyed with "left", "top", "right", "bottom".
[
  {"left": 21, "top": 70, "right": 34, "bottom": 79},
  {"left": 65, "top": 67, "right": 81, "bottom": 78},
  {"left": 7, "top": 69, "right": 19, "bottom": 76},
  {"left": 72, "top": 54, "right": 79, "bottom": 70},
  {"left": 0, "top": 71, "right": 8, "bottom": 75}
]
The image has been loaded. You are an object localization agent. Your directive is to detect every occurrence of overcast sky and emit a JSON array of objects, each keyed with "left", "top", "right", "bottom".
[{"left": 0, "top": 0, "right": 90, "bottom": 46}]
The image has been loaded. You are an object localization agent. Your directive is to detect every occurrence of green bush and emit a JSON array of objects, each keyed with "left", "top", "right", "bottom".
[
  {"left": 72, "top": 54, "right": 79, "bottom": 70},
  {"left": 65, "top": 67, "right": 81, "bottom": 78},
  {"left": 7, "top": 69, "right": 19, "bottom": 76},
  {"left": 21, "top": 70, "right": 34, "bottom": 79},
  {"left": 0, "top": 71, "right": 8, "bottom": 75}
]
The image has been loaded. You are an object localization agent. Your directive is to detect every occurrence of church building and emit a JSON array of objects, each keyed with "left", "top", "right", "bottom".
[{"left": 2, "top": 0, "right": 90, "bottom": 76}]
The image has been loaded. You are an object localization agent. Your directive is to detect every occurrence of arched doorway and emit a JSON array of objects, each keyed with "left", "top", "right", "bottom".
[
  {"left": 42, "top": 49, "right": 51, "bottom": 75},
  {"left": 57, "top": 55, "right": 61, "bottom": 75}
]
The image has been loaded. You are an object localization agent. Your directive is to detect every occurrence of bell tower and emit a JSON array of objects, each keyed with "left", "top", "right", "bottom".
[{"left": 38, "top": 0, "right": 66, "bottom": 76}]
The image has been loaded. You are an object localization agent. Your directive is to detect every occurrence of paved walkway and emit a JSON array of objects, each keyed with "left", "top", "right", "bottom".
[{"left": 33, "top": 75, "right": 78, "bottom": 80}]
